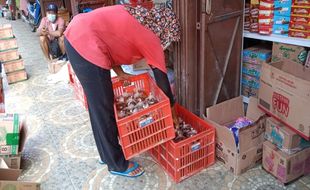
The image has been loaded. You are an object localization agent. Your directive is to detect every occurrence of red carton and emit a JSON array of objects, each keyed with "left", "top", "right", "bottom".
[
  {"left": 0, "top": 38, "right": 17, "bottom": 51},
  {"left": 291, "top": 6, "right": 310, "bottom": 16},
  {"left": 289, "top": 28, "right": 310, "bottom": 38},
  {"left": 0, "top": 24, "right": 13, "bottom": 39},
  {"left": 290, "top": 21, "right": 310, "bottom": 30},
  {"left": 290, "top": 14, "right": 310, "bottom": 24}
]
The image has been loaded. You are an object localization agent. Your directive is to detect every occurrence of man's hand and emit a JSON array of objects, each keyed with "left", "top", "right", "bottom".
[
  {"left": 117, "top": 72, "right": 132, "bottom": 81},
  {"left": 41, "top": 27, "right": 48, "bottom": 36},
  {"left": 112, "top": 65, "right": 133, "bottom": 86}
]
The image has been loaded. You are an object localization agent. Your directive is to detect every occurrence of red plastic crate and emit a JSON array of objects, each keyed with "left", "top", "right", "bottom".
[
  {"left": 72, "top": 77, "right": 88, "bottom": 110},
  {"left": 149, "top": 104, "right": 215, "bottom": 183},
  {"left": 74, "top": 86, "right": 88, "bottom": 109},
  {"left": 113, "top": 73, "right": 175, "bottom": 160},
  {"left": 68, "top": 64, "right": 88, "bottom": 110},
  {"left": 67, "top": 63, "right": 74, "bottom": 85}
]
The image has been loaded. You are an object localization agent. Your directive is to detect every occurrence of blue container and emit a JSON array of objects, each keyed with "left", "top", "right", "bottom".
[
  {"left": 242, "top": 62, "right": 262, "bottom": 78},
  {"left": 273, "top": 24, "right": 289, "bottom": 36},
  {"left": 243, "top": 47, "right": 272, "bottom": 64},
  {"left": 241, "top": 74, "right": 260, "bottom": 89},
  {"left": 274, "top": 15, "right": 291, "bottom": 25},
  {"left": 274, "top": 0, "right": 292, "bottom": 16}
]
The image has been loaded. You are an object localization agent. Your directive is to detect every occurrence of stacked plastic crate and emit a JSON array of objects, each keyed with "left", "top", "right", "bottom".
[{"left": 0, "top": 24, "right": 27, "bottom": 85}]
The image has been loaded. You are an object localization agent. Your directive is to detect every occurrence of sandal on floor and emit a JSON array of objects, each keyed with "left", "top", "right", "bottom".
[
  {"left": 98, "top": 159, "right": 105, "bottom": 165},
  {"left": 110, "top": 161, "right": 144, "bottom": 178}
]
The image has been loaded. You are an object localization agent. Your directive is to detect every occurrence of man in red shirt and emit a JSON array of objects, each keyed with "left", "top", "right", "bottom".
[
  {"left": 64, "top": 5, "right": 180, "bottom": 178},
  {"left": 37, "top": 4, "right": 65, "bottom": 61}
]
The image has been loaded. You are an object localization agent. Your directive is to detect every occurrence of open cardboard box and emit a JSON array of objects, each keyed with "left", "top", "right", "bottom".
[
  {"left": 0, "top": 121, "right": 40, "bottom": 189},
  {"left": 206, "top": 96, "right": 267, "bottom": 175},
  {"left": 0, "top": 158, "right": 39, "bottom": 190}
]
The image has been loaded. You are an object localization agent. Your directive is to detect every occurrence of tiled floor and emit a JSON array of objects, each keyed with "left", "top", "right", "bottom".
[{"left": 1, "top": 18, "right": 310, "bottom": 190}]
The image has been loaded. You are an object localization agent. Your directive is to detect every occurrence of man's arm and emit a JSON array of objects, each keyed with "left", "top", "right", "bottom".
[
  {"left": 48, "top": 28, "right": 64, "bottom": 38},
  {"left": 48, "top": 17, "right": 65, "bottom": 38},
  {"left": 37, "top": 18, "right": 48, "bottom": 36}
]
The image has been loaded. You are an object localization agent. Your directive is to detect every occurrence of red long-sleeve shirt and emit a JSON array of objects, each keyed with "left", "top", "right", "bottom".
[{"left": 64, "top": 5, "right": 166, "bottom": 73}]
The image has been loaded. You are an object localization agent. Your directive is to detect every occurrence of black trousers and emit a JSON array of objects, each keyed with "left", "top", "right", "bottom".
[{"left": 64, "top": 38, "right": 174, "bottom": 172}]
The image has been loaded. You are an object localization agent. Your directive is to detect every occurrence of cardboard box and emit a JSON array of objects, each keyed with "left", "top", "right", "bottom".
[
  {"left": 272, "top": 42, "right": 308, "bottom": 65},
  {"left": 206, "top": 96, "right": 266, "bottom": 175},
  {"left": 1, "top": 155, "right": 21, "bottom": 169},
  {"left": 132, "top": 59, "right": 150, "bottom": 71},
  {"left": 243, "top": 46, "right": 272, "bottom": 64},
  {"left": 3, "top": 59, "right": 25, "bottom": 73},
  {"left": 0, "top": 181, "right": 40, "bottom": 190},
  {"left": 0, "top": 24, "right": 13, "bottom": 40},
  {"left": 263, "top": 141, "right": 310, "bottom": 184},
  {"left": 7, "top": 69, "right": 28, "bottom": 84},
  {"left": 0, "top": 114, "right": 21, "bottom": 155},
  {"left": 0, "top": 49, "right": 19, "bottom": 62},
  {"left": 258, "top": 61, "right": 310, "bottom": 140},
  {"left": 48, "top": 60, "right": 66, "bottom": 74},
  {"left": 0, "top": 38, "right": 17, "bottom": 52},
  {"left": 0, "top": 158, "right": 40, "bottom": 190},
  {"left": 265, "top": 117, "right": 304, "bottom": 154}
]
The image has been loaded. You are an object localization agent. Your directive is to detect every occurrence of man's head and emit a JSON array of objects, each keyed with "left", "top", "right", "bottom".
[{"left": 46, "top": 3, "right": 58, "bottom": 23}]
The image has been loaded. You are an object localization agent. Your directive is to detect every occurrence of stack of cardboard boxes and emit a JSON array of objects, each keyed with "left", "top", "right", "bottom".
[
  {"left": 208, "top": 41, "right": 309, "bottom": 181},
  {"left": 0, "top": 113, "right": 40, "bottom": 189},
  {"left": 250, "top": 0, "right": 259, "bottom": 33},
  {"left": 242, "top": 46, "right": 272, "bottom": 98},
  {"left": 258, "top": 42, "right": 310, "bottom": 183},
  {"left": 289, "top": 0, "right": 310, "bottom": 38},
  {"left": 0, "top": 24, "right": 27, "bottom": 85},
  {"left": 273, "top": 0, "right": 292, "bottom": 36},
  {"left": 259, "top": 0, "right": 274, "bottom": 35},
  {"left": 245, "top": 3, "right": 251, "bottom": 31}
]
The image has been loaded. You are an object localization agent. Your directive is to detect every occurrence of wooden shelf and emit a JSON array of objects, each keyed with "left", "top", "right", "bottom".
[{"left": 243, "top": 31, "right": 310, "bottom": 48}]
